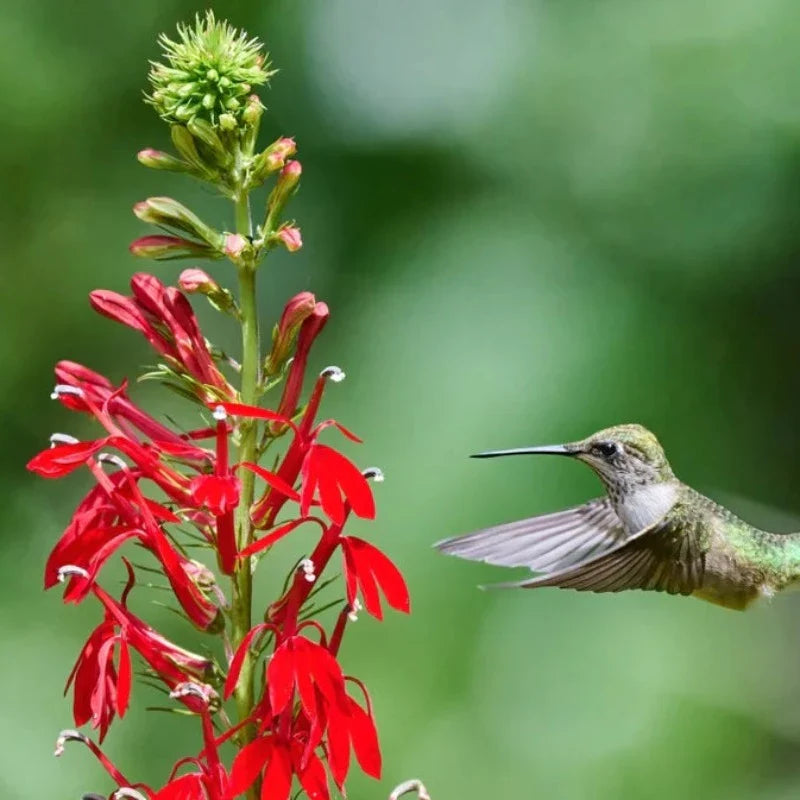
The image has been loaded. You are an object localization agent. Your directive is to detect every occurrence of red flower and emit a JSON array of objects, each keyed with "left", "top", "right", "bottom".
[
  {"left": 65, "top": 612, "right": 130, "bottom": 742},
  {"left": 63, "top": 570, "right": 214, "bottom": 741},
  {"left": 274, "top": 303, "right": 329, "bottom": 422},
  {"left": 341, "top": 537, "right": 410, "bottom": 620},
  {"left": 90, "top": 274, "right": 233, "bottom": 401}
]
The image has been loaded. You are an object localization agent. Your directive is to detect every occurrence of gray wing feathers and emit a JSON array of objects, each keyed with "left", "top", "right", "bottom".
[
  {"left": 507, "top": 516, "right": 703, "bottom": 596},
  {"left": 436, "top": 498, "right": 629, "bottom": 574}
]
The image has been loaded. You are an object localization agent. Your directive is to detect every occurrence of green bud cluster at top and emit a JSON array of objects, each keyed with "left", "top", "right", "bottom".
[{"left": 147, "top": 11, "right": 274, "bottom": 129}]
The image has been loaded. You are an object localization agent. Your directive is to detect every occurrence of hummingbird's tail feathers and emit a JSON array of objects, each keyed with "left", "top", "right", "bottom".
[{"left": 434, "top": 498, "right": 630, "bottom": 574}]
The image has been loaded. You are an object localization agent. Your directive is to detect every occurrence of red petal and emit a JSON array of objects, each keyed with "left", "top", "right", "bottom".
[
  {"left": 223, "top": 623, "right": 273, "bottom": 699},
  {"left": 343, "top": 539, "right": 383, "bottom": 620},
  {"left": 215, "top": 402, "right": 296, "bottom": 430},
  {"left": 297, "top": 637, "right": 346, "bottom": 709},
  {"left": 227, "top": 737, "right": 273, "bottom": 799},
  {"left": 89, "top": 290, "right": 150, "bottom": 334},
  {"left": 347, "top": 696, "right": 382, "bottom": 779},
  {"left": 267, "top": 641, "right": 295, "bottom": 715},
  {"left": 316, "top": 445, "right": 375, "bottom": 521},
  {"left": 27, "top": 440, "right": 103, "bottom": 478},
  {"left": 261, "top": 743, "right": 292, "bottom": 800},
  {"left": 238, "top": 518, "right": 308, "bottom": 558},
  {"left": 238, "top": 462, "right": 300, "bottom": 501},
  {"left": 190, "top": 474, "right": 241, "bottom": 516},
  {"left": 341, "top": 544, "right": 358, "bottom": 607},
  {"left": 326, "top": 704, "right": 352, "bottom": 788},
  {"left": 294, "top": 750, "right": 330, "bottom": 800},
  {"left": 153, "top": 772, "right": 206, "bottom": 800},
  {"left": 116, "top": 638, "right": 132, "bottom": 717},
  {"left": 349, "top": 538, "right": 410, "bottom": 614}
]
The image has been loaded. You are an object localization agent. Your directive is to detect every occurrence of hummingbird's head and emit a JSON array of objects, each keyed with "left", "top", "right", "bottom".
[
  {"left": 472, "top": 423, "right": 675, "bottom": 494},
  {"left": 574, "top": 424, "right": 674, "bottom": 490}
]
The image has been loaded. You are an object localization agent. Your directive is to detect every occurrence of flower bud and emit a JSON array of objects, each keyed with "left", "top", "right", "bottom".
[
  {"left": 178, "top": 269, "right": 217, "bottom": 293},
  {"left": 186, "top": 117, "right": 231, "bottom": 167},
  {"left": 170, "top": 125, "right": 215, "bottom": 177},
  {"left": 242, "top": 94, "right": 264, "bottom": 127},
  {"left": 250, "top": 137, "right": 297, "bottom": 185},
  {"left": 223, "top": 233, "right": 254, "bottom": 264},
  {"left": 272, "top": 225, "right": 302, "bottom": 252},
  {"left": 134, "top": 197, "right": 223, "bottom": 249},
  {"left": 265, "top": 292, "right": 316, "bottom": 375},
  {"left": 179, "top": 269, "right": 238, "bottom": 316},
  {"left": 146, "top": 12, "right": 274, "bottom": 129},
  {"left": 137, "top": 148, "right": 191, "bottom": 172},
  {"left": 129, "top": 235, "right": 219, "bottom": 261},
  {"left": 264, "top": 161, "right": 302, "bottom": 231}
]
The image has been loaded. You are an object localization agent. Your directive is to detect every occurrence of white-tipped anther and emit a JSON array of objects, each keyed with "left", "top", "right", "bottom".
[
  {"left": 50, "top": 433, "right": 79, "bottom": 447},
  {"left": 58, "top": 565, "right": 90, "bottom": 582},
  {"left": 51, "top": 385, "right": 85, "bottom": 400},
  {"left": 54, "top": 729, "right": 86, "bottom": 757},
  {"left": 212, "top": 405, "right": 228, "bottom": 421},
  {"left": 300, "top": 557, "right": 316, "bottom": 582},
  {"left": 321, "top": 365, "right": 345, "bottom": 383},
  {"left": 348, "top": 598, "right": 362, "bottom": 622},
  {"left": 98, "top": 453, "right": 127, "bottom": 470},
  {"left": 114, "top": 790, "right": 148, "bottom": 800},
  {"left": 363, "top": 467, "right": 384, "bottom": 482},
  {"left": 169, "top": 681, "right": 217, "bottom": 705}
]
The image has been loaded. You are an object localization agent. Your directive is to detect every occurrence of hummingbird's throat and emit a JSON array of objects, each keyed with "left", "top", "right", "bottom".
[{"left": 611, "top": 482, "right": 679, "bottom": 533}]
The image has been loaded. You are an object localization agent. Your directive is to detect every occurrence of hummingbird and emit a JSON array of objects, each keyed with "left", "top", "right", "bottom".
[{"left": 436, "top": 424, "right": 800, "bottom": 611}]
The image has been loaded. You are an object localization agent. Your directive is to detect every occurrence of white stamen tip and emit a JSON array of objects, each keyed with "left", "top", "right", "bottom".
[
  {"left": 58, "top": 565, "right": 91, "bottom": 582},
  {"left": 363, "top": 467, "right": 384, "bottom": 482},
  {"left": 51, "top": 384, "right": 85, "bottom": 400},
  {"left": 169, "top": 681, "right": 211, "bottom": 702},
  {"left": 114, "top": 790, "right": 149, "bottom": 800},
  {"left": 212, "top": 405, "right": 228, "bottom": 421},
  {"left": 300, "top": 558, "right": 316, "bottom": 582},
  {"left": 50, "top": 433, "right": 79, "bottom": 447},
  {"left": 322, "top": 365, "right": 345, "bottom": 383},
  {"left": 98, "top": 453, "right": 127, "bottom": 470},
  {"left": 54, "top": 729, "right": 85, "bottom": 757},
  {"left": 347, "top": 598, "right": 362, "bottom": 621}
]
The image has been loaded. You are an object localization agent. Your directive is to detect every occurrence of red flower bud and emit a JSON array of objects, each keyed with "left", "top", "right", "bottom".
[
  {"left": 129, "top": 235, "right": 217, "bottom": 261},
  {"left": 266, "top": 292, "right": 317, "bottom": 375},
  {"left": 274, "top": 225, "right": 302, "bottom": 252},
  {"left": 178, "top": 268, "right": 218, "bottom": 294}
]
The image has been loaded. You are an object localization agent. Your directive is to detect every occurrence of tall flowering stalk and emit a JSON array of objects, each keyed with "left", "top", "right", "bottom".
[{"left": 30, "top": 14, "right": 412, "bottom": 800}]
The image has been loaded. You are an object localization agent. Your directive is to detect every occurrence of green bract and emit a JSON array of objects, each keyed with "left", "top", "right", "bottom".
[{"left": 146, "top": 11, "right": 274, "bottom": 128}]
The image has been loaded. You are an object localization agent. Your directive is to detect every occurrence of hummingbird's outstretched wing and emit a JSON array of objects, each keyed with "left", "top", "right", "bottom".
[
  {"left": 435, "top": 498, "right": 630, "bottom": 574},
  {"left": 496, "top": 512, "right": 705, "bottom": 596}
]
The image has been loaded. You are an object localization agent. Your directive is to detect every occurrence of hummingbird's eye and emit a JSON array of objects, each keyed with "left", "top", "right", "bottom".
[{"left": 593, "top": 442, "right": 619, "bottom": 458}]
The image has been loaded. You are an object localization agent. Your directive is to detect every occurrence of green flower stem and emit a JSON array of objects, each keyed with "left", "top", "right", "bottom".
[{"left": 232, "top": 189, "right": 259, "bottom": 799}]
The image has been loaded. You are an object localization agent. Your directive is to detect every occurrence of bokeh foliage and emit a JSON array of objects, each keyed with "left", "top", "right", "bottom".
[{"left": 4, "top": 0, "right": 800, "bottom": 798}]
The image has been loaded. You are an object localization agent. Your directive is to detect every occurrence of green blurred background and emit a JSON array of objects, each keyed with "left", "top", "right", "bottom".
[{"left": 4, "top": 0, "right": 800, "bottom": 797}]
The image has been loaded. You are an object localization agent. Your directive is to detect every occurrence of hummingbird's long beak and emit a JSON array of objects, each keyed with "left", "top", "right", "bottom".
[{"left": 470, "top": 444, "right": 574, "bottom": 459}]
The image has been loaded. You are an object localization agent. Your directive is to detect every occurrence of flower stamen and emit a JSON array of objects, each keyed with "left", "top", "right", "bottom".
[{"left": 51, "top": 385, "right": 85, "bottom": 400}]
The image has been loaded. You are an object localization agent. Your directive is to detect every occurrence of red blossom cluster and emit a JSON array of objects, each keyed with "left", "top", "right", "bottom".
[{"left": 30, "top": 271, "right": 409, "bottom": 799}]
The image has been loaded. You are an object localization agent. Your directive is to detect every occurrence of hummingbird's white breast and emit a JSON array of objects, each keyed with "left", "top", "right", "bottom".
[{"left": 615, "top": 482, "right": 679, "bottom": 533}]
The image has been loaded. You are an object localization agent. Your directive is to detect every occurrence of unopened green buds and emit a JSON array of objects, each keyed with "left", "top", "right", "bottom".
[
  {"left": 129, "top": 235, "right": 220, "bottom": 261},
  {"left": 250, "top": 137, "right": 297, "bottom": 187},
  {"left": 134, "top": 197, "right": 223, "bottom": 250},
  {"left": 264, "top": 161, "right": 302, "bottom": 232},
  {"left": 146, "top": 11, "right": 274, "bottom": 129},
  {"left": 179, "top": 269, "right": 239, "bottom": 317},
  {"left": 137, "top": 149, "right": 192, "bottom": 172}
]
